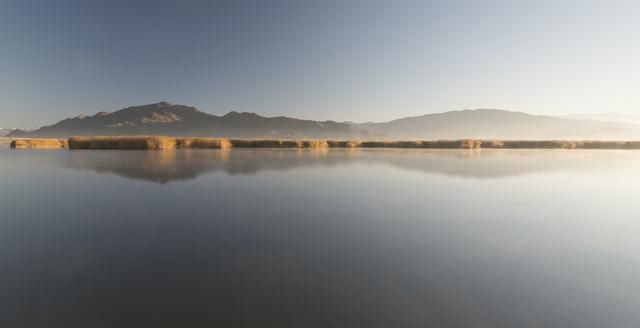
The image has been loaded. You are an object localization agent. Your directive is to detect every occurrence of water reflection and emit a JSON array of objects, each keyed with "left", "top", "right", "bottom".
[
  {"left": 2, "top": 148, "right": 640, "bottom": 327},
  {"left": 49, "top": 148, "right": 629, "bottom": 183}
]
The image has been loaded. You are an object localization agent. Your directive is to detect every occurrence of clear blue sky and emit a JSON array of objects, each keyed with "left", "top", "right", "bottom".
[{"left": 1, "top": 0, "right": 640, "bottom": 127}]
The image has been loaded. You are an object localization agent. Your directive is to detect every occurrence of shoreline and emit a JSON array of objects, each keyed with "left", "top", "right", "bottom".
[{"left": 9, "top": 136, "right": 640, "bottom": 150}]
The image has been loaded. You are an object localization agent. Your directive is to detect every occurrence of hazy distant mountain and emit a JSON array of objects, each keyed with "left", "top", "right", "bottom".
[
  {"left": 0, "top": 128, "right": 12, "bottom": 136},
  {"left": 561, "top": 113, "right": 640, "bottom": 125},
  {"left": 9, "top": 102, "right": 368, "bottom": 139},
  {"left": 0, "top": 128, "right": 28, "bottom": 137},
  {"left": 350, "top": 109, "right": 640, "bottom": 140}
]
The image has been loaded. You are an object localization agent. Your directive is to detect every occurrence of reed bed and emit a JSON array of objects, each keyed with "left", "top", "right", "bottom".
[
  {"left": 486, "top": 140, "right": 630, "bottom": 149},
  {"left": 326, "top": 141, "right": 362, "bottom": 148},
  {"left": 296, "top": 140, "right": 330, "bottom": 148},
  {"left": 228, "top": 139, "right": 329, "bottom": 148},
  {"left": 357, "top": 140, "right": 483, "bottom": 149},
  {"left": 229, "top": 139, "right": 298, "bottom": 148},
  {"left": 12, "top": 137, "right": 640, "bottom": 150},
  {"left": 10, "top": 138, "right": 68, "bottom": 150},
  {"left": 175, "top": 138, "right": 232, "bottom": 149},
  {"left": 68, "top": 136, "right": 176, "bottom": 150}
]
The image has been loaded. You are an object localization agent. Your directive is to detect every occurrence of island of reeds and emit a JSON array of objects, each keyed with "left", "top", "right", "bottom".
[{"left": 9, "top": 136, "right": 640, "bottom": 150}]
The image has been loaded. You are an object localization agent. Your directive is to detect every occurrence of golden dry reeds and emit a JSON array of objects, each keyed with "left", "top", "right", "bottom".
[
  {"left": 297, "top": 140, "right": 329, "bottom": 148},
  {"left": 327, "top": 141, "right": 362, "bottom": 148},
  {"left": 358, "top": 141, "right": 424, "bottom": 148},
  {"left": 11, "top": 136, "right": 640, "bottom": 150},
  {"left": 68, "top": 136, "right": 176, "bottom": 150},
  {"left": 10, "top": 138, "right": 68, "bottom": 150},
  {"left": 229, "top": 139, "right": 329, "bottom": 148},
  {"left": 175, "top": 138, "right": 232, "bottom": 149}
]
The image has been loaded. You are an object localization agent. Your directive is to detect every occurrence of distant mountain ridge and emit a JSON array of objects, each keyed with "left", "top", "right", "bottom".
[
  {"left": 1, "top": 128, "right": 15, "bottom": 137},
  {"left": 10, "top": 103, "right": 640, "bottom": 140},
  {"left": 350, "top": 109, "right": 640, "bottom": 140},
  {"left": 10, "top": 102, "right": 368, "bottom": 139},
  {"left": 561, "top": 113, "right": 640, "bottom": 125}
]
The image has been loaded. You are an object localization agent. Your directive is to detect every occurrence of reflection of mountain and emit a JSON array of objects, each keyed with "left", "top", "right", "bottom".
[
  {"left": 64, "top": 151, "right": 228, "bottom": 183},
  {"left": 59, "top": 149, "right": 623, "bottom": 183}
]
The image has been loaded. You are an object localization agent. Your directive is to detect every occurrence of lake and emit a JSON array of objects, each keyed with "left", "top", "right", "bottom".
[{"left": 1, "top": 148, "right": 640, "bottom": 327}]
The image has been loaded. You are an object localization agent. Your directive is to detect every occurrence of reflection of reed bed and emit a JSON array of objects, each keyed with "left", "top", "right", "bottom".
[
  {"left": 11, "top": 136, "right": 640, "bottom": 150},
  {"left": 10, "top": 138, "right": 68, "bottom": 150}
]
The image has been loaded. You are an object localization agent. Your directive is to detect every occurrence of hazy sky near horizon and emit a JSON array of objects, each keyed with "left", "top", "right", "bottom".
[{"left": 1, "top": 0, "right": 640, "bottom": 127}]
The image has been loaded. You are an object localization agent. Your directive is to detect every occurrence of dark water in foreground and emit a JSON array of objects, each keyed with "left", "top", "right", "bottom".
[{"left": 1, "top": 148, "right": 640, "bottom": 327}]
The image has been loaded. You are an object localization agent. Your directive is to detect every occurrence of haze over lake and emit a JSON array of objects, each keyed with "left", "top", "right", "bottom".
[{"left": 1, "top": 148, "right": 639, "bottom": 327}]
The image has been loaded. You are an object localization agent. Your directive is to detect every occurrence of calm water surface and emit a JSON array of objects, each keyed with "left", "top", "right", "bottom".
[{"left": 1, "top": 148, "right": 640, "bottom": 327}]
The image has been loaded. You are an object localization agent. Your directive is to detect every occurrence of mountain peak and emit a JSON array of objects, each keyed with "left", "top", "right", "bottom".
[
  {"left": 155, "top": 101, "right": 173, "bottom": 107},
  {"left": 223, "top": 111, "right": 260, "bottom": 118},
  {"left": 458, "top": 108, "right": 520, "bottom": 114}
]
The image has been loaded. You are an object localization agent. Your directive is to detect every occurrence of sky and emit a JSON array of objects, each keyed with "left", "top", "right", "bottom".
[{"left": 1, "top": 0, "right": 640, "bottom": 128}]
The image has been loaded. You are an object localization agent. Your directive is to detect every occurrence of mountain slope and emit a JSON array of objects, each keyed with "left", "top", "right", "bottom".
[
  {"left": 561, "top": 113, "right": 640, "bottom": 125},
  {"left": 9, "top": 102, "right": 367, "bottom": 139},
  {"left": 352, "top": 109, "right": 640, "bottom": 140},
  {"left": 1, "top": 128, "right": 18, "bottom": 137}
]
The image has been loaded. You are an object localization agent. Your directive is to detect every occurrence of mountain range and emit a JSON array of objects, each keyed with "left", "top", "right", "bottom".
[
  {"left": 9, "top": 102, "right": 640, "bottom": 140},
  {"left": 0, "top": 128, "right": 24, "bottom": 137},
  {"left": 9, "top": 102, "right": 367, "bottom": 139}
]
